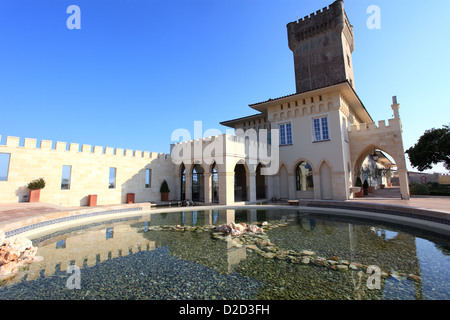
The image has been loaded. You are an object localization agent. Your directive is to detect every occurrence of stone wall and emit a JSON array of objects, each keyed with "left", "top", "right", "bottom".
[
  {"left": 287, "top": 0, "right": 355, "bottom": 93},
  {"left": 0, "top": 136, "right": 175, "bottom": 206}
]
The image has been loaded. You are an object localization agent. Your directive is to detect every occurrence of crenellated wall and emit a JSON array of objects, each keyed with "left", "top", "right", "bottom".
[{"left": 0, "top": 135, "right": 176, "bottom": 206}]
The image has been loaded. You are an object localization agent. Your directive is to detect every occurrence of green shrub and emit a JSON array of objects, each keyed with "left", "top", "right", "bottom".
[
  {"left": 431, "top": 182, "right": 440, "bottom": 188},
  {"left": 410, "top": 183, "right": 430, "bottom": 195},
  {"left": 355, "top": 177, "right": 363, "bottom": 187},
  {"left": 363, "top": 179, "right": 369, "bottom": 188},
  {"left": 27, "top": 178, "right": 46, "bottom": 190},
  {"left": 160, "top": 180, "right": 170, "bottom": 193}
]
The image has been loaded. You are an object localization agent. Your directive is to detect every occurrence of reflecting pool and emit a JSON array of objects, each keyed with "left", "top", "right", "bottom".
[{"left": 0, "top": 208, "right": 449, "bottom": 300}]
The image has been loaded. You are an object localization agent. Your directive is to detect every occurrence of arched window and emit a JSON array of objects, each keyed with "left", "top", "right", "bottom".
[
  {"left": 211, "top": 163, "right": 219, "bottom": 203},
  {"left": 180, "top": 164, "right": 186, "bottom": 201},
  {"left": 192, "top": 164, "right": 204, "bottom": 202},
  {"left": 295, "top": 162, "right": 314, "bottom": 191}
]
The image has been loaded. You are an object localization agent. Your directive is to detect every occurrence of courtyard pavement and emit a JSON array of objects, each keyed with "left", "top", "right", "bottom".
[{"left": 0, "top": 187, "right": 449, "bottom": 233}]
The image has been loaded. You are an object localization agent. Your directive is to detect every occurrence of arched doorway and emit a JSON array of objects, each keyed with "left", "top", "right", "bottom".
[
  {"left": 234, "top": 163, "right": 247, "bottom": 202},
  {"left": 256, "top": 163, "right": 266, "bottom": 200},
  {"left": 295, "top": 161, "right": 314, "bottom": 191},
  {"left": 180, "top": 164, "right": 186, "bottom": 201},
  {"left": 192, "top": 164, "right": 204, "bottom": 202},
  {"left": 211, "top": 163, "right": 219, "bottom": 203},
  {"left": 355, "top": 146, "right": 397, "bottom": 195},
  {"left": 279, "top": 165, "right": 289, "bottom": 199},
  {"left": 319, "top": 162, "right": 333, "bottom": 200}
]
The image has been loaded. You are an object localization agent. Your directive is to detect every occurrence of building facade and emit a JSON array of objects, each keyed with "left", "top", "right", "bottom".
[{"left": 0, "top": 0, "right": 410, "bottom": 207}]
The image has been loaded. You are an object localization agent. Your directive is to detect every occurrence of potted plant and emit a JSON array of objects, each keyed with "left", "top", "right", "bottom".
[
  {"left": 355, "top": 177, "right": 363, "bottom": 198},
  {"left": 363, "top": 179, "right": 369, "bottom": 195},
  {"left": 160, "top": 180, "right": 170, "bottom": 201},
  {"left": 27, "top": 178, "right": 46, "bottom": 202}
]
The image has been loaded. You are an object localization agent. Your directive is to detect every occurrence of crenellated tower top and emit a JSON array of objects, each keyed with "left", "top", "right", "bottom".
[{"left": 287, "top": 0, "right": 355, "bottom": 93}]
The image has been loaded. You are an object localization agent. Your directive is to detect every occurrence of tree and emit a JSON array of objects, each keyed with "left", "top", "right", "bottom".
[{"left": 405, "top": 124, "right": 450, "bottom": 171}]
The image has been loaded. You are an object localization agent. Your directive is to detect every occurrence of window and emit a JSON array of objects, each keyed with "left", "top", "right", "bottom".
[
  {"left": 109, "top": 167, "right": 116, "bottom": 189},
  {"left": 145, "top": 169, "right": 151, "bottom": 188},
  {"left": 0, "top": 153, "right": 11, "bottom": 181},
  {"left": 61, "top": 165, "right": 72, "bottom": 190},
  {"left": 56, "top": 239, "right": 66, "bottom": 249},
  {"left": 106, "top": 227, "right": 114, "bottom": 239},
  {"left": 279, "top": 123, "right": 292, "bottom": 146},
  {"left": 211, "top": 163, "right": 219, "bottom": 203},
  {"left": 313, "top": 116, "right": 329, "bottom": 142}
]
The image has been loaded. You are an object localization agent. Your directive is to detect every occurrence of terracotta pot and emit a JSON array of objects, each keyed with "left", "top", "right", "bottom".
[
  {"left": 88, "top": 194, "right": 97, "bottom": 206},
  {"left": 29, "top": 189, "right": 41, "bottom": 202},
  {"left": 161, "top": 192, "right": 169, "bottom": 201},
  {"left": 126, "top": 193, "right": 135, "bottom": 204},
  {"left": 356, "top": 189, "right": 364, "bottom": 198}
]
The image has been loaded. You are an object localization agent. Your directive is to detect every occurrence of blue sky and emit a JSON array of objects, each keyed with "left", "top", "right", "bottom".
[{"left": 0, "top": 0, "right": 449, "bottom": 173}]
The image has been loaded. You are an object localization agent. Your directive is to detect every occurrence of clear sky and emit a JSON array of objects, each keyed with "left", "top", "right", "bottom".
[{"left": 0, "top": 0, "right": 449, "bottom": 173}]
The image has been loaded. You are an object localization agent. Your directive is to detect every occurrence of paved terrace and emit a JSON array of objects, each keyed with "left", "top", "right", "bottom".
[{"left": 0, "top": 187, "right": 449, "bottom": 236}]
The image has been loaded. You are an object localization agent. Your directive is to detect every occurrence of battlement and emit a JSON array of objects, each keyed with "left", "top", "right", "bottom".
[
  {"left": 287, "top": 0, "right": 353, "bottom": 50},
  {"left": 349, "top": 118, "right": 402, "bottom": 135},
  {"left": 0, "top": 135, "right": 170, "bottom": 161}
]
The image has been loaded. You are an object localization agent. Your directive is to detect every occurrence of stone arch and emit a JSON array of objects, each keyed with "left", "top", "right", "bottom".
[
  {"left": 351, "top": 143, "right": 408, "bottom": 199},
  {"left": 291, "top": 158, "right": 316, "bottom": 174},
  {"left": 293, "top": 159, "right": 314, "bottom": 195},
  {"left": 279, "top": 164, "right": 289, "bottom": 199},
  {"left": 287, "top": 110, "right": 293, "bottom": 119},
  {"left": 256, "top": 163, "right": 267, "bottom": 200},
  {"left": 316, "top": 158, "right": 334, "bottom": 174},
  {"left": 210, "top": 161, "right": 219, "bottom": 203},
  {"left": 191, "top": 164, "right": 205, "bottom": 202},
  {"left": 234, "top": 160, "right": 249, "bottom": 202},
  {"left": 179, "top": 162, "right": 187, "bottom": 201},
  {"left": 272, "top": 113, "right": 279, "bottom": 122},
  {"left": 302, "top": 106, "right": 308, "bottom": 115},
  {"left": 319, "top": 161, "right": 333, "bottom": 200}
]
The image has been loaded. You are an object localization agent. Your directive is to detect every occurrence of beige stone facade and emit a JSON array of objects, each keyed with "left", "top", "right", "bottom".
[{"left": 0, "top": 136, "right": 174, "bottom": 206}]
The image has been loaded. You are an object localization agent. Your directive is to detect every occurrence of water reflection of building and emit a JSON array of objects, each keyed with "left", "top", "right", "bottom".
[
  {"left": 9, "top": 209, "right": 264, "bottom": 285},
  {"left": 22, "top": 216, "right": 155, "bottom": 283}
]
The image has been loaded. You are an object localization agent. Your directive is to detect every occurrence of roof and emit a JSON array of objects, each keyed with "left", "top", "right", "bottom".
[{"left": 220, "top": 113, "right": 266, "bottom": 128}]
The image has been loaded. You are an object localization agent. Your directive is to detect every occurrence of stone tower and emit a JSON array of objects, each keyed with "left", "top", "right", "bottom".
[{"left": 287, "top": 0, "right": 355, "bottom": 93}]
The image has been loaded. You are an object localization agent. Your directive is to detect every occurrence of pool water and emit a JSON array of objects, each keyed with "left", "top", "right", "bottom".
[{"left": 0, "top": 208, "right": 449, "bottom": 300}]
